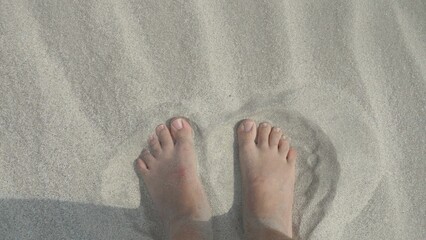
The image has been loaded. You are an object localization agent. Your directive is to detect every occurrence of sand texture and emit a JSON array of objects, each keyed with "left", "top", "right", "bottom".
[{"left": 1, "top": 0, "right": 425, "bottom": 239}]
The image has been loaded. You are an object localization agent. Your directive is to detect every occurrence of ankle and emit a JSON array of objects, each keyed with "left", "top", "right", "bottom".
[{"left": 169, "top": 218, "right": 213, "bottom": 240}]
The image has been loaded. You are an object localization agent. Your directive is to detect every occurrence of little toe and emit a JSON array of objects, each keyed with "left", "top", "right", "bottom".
[
  {"left": 137, "top": 158, "right": 149, "bottom": 175},
  {"left": 148, "top": 133, "right": 162, "bottom": 157},
  {"left": 170, "top": 118, "right": 193, "bottom": 145},
  {"left": 287, "top": 147, "right": 298, "bottom": 165},
  {"left": 237, "top": 119, "right": 257, "bottom": 148},
  {"left": 278, "top": 137, "right": 290, "bottom": 155},
  {"left": 156, "top": 124, "right": 173, "bottom": 150},
  {"left": 138, "top": 148, "right": 156, "bottom": 171},
  {"left": 269, "top": 127, "right": 282, "bottom": 147},
  {"left": 257, "top": 122, "right": 272, "bottom": 147}
]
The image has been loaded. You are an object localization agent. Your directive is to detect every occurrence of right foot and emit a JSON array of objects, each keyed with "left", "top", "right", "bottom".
[{"left": 237, "top": 119, "right": 297, "bottom": 238}]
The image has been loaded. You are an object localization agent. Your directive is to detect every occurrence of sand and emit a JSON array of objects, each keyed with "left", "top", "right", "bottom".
[{"left": 1, "top": 0, "right": 425, "bottom": 239}]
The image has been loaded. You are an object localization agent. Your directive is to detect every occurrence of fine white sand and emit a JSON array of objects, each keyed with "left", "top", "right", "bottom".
[{"left": 1, "top": 1, "right": 425, "bottom": 239}]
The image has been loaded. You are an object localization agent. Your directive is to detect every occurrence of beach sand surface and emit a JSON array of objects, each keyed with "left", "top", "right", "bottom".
[{"left": 1, "top": 0, "right": 425, "bottom": 239}]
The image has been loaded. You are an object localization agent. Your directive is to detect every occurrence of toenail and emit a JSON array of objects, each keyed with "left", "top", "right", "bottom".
[
  {"left": 282, "top": 135, "right": 291, "bottom": 142},
  {"left": 157, "top": 124, "right": 165, "bottom": 131},
  {"left": 274, "top": 127, "right": 281, "bottom": 132},
  {"left": 261, "top": 122, "right": 268, "bottom": 127},
  {"left": 172, "top": 118, "right": 183, "bottom": 130},
  {"left": 149, "top": 134, "right": 155, "bottom": 141},
  {"left": 141, "top": 148, "right": 148, "bottom": 155},
  {"left": 243, "top": 120, "right": 254, "bottom": 132}
]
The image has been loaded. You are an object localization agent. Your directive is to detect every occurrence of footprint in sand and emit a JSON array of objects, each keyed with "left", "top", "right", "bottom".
[{"left": 202, "top": 86, "right": 381, "bottom": 239}]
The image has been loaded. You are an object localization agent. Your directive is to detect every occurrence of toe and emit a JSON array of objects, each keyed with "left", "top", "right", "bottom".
[
  {"left": 269, "top": 127, "right": 282, "bottom": 147},
  {"left": 137, "top": 158, "right": 149, "bottom": 175},
  {"left": 287, "top": 147, "right": 297, "bottom": 165},
  {"left": 170, "top": 118, "right": 193, "bottom": 145},
  {"left": 138, "top": 148, "right": 156, "bottom": 171},
  {"left": 237, "top": 119, "right": 257, "bottom": 148},
  {"left": 148, "top": 133, "right": 162, "bottom": 157},
  {"left": 278, "top": 137, "right": 290, "bottom": 155},
  {"left": 156, "top": 124, "right": 173, "bottom": 150},
  {"left": 257, "top": 122, "right": 272, "bottom": 147}
]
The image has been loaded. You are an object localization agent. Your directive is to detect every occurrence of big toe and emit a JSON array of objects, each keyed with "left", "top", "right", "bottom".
[
  {"left": 170, "top": 117, "right": 193, "bottom": 144},
  {"left": 237, "top": 119, "right": 257, "bottom": 148}
]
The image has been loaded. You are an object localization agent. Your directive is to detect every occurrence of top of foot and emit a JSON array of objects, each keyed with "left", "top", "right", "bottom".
[
  {"left": 136, "top": 117, "right": 212, "bottom": 227},
  {"left": 237, "top": 119, "right": 297, "bottom": 238}
]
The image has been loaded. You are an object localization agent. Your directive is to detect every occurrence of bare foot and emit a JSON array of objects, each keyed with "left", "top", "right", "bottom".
[
  {"left": 136, "top": 117, "right": 212, "bottom": 239},
  {"left": 237, "top": 119, "right": 297, "bottom": 238}
]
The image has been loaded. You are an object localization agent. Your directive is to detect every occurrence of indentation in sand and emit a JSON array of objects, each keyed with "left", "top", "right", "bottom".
[
  {"left": 101, "top": 85, "right": 381, "bottom": 239},
  {"left": 204, "top": 109, "right": 339, "bottom": 239}
]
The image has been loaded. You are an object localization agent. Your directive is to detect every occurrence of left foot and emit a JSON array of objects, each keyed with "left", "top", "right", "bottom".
[{"left": 136, "top": 117, "right": 212, "bottom": 235}]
